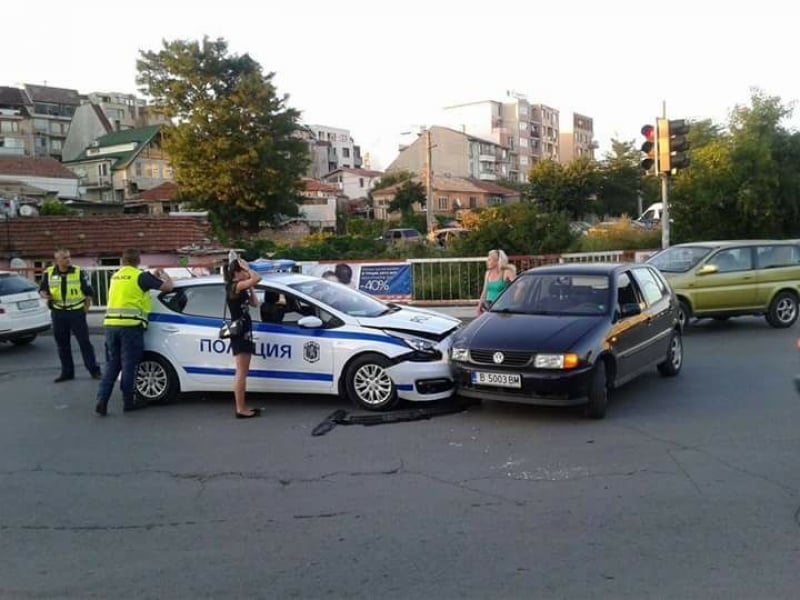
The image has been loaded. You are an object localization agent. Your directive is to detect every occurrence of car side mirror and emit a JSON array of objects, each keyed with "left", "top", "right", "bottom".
[
  {"left": 298, "top": 315, "right": 323, "bottom": 329},
  {"left": 618, "top": 302, "right": 642, "bottom": 319},
  {"left": 697, "top": 264, "right": 719, "bottom": 276}
]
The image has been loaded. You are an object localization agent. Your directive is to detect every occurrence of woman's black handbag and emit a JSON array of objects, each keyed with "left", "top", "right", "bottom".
[{"left": 218, "top": 290, "right": 244, "bottom": 339}]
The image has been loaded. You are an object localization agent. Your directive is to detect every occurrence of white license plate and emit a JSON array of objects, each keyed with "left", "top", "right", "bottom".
[
  {"left": 471, "top": 371, "right": 522, "bottom": 388},
  {"left": 17, "top": 299, "right": 40, "bottom": 310}
]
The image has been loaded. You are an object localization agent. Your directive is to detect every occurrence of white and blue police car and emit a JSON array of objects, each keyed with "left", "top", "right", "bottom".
[{"left": 135, "top": 263, "right": 461, "bottom": 411}]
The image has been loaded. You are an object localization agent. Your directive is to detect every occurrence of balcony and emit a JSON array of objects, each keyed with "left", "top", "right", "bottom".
[
  {"left": 478, "top": 154, "right": 496, "bottom": 162},
  {"left": 478, "top": 172, "right": 498, "bottom": 181}
]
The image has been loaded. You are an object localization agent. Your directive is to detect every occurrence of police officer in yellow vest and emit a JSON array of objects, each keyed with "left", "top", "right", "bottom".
[
  {"left": 95, "top": 248, "right": 173, "bottom": 416},
  {"left": 39, "top": 248, "right": 102, "bottom": 383}
]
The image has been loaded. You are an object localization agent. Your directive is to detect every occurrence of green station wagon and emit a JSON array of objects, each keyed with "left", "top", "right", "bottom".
[{"left": 647, "top": 240, "right": 800, "bottom": 329}]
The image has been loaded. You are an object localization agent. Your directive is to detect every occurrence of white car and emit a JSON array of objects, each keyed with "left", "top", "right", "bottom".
[
  {"left": 0, "top": 271, "right": 51, "bottom": 345},
  {"left": 136, "top": 272, "right": 462, "bottom": 410}
]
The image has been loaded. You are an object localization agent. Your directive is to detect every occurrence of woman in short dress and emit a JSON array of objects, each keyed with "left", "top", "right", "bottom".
[{"left": 224, "top": 258, "right": 262, "bottom": 419}]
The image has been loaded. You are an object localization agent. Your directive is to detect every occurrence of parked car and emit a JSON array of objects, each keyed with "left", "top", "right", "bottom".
[
  {"left": 380, "top": 228, "right": 425, "bottom": 245},
  {"left": 135, "top": 271, "right": 461, "bottom": 410},
  {"left": 0, "top": 271, "right": 51, "bottom": 345},
  {"left": 450, "top": 262, "right": 683, "bottom": 418},
  {"left": 428, "top": 227, "right": 470, "bottom": 247},
  {"left": 646, "top": 240, "right": 800, "bottom": 329}
]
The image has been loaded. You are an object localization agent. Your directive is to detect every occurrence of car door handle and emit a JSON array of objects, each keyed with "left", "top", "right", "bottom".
[{"left": 162, "top": 326, "right": 180, "bottom": 333}]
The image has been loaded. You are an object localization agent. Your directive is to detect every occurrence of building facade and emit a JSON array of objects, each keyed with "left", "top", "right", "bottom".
[
  {"left": 305, "top": 124, "right": 362, "bottom": 176},
  {"left": 322, "top": 167, "right": 383, "bottom": 200},
  {"left": 385, "top": 126, "right": 510, "bottom": 182},
  {"left": 559, "top": 113, "right": 597, "bottom": 163}
]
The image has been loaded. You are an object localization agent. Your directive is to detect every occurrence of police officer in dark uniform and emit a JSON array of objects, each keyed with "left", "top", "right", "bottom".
[{"left": 39, "top": 248, "right": 102, "bottom": 383}]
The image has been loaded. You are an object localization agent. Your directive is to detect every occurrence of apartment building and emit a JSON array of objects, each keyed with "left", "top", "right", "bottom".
[
  {"left": 385, "top": 126, "right": 510, "bottom": 182},
  {"left": 559, "top": 113, "right": 597, "bottom": 162},
  {"left": 0, "top": 87, "right": 31, "bottom": 157},
  {"left": 441, "top": 92, "right": 566, "bottom": 182},
  {"left": 84, "top": 91, "right": 168, "bottom": 131},
  {"left": 24, "top": 84, "right": 81, "bottom": 161},
  {"left": 305, "top": 124, "right": 362, "bottom": 176},
  {"left": 322, "top": 167, "right": 383, "bottom": 200}
]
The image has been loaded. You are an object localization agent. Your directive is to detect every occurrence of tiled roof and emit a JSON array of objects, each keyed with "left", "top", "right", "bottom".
[
  {"left": 0, "top": 156, "right": 79, "bottom": 179},
  {"left": 67, "top": 125, "right": 162, "bottom": 168},
  {"left": 302, "top": 179, "right": 339, "bottom": 193},
  {"left": 328, "top": 167, "right": 384, "bottom": 178},
  {"left": 2, "top": 215, "right": 217, "bottom": 258},
  {"left": 23, "top": 84, "right": 81, "bottom": 105},
  {"left": 372, "top": 175, "right": 518, "bottom": 196},
  {"left": 130, "top": 181, "right": 178, "bottom": 202}
]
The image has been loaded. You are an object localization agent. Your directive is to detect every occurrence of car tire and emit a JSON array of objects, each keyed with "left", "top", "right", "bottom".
[
  {"left": 136, "top": 352, "right": 179, "bottom": 405},
  {"left": 657, "top": 329, "right": 683, "bottom": 377},
  {"left": 10, "top": 334, "right": 36, "bottom": 346},
  {"left": 678, "top": 299, "right": 691, "bottom": 330},
  {"left": 344, "top": 353, "right": 399, "bottom": 412},
  {"left": 584, "top": 361, "right": 608, "bottom": 420},
  {"left": 766, "top": 291, "right": 799, "bottom": 328}
]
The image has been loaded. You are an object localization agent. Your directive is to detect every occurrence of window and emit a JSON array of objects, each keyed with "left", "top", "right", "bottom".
[
  {"left": 135, "top": 162, "right": 143, "bottom": 176},
  {"left": 342, "top": 148, "right": 350, "bottom": 158},
  {"left": 631, "top": 267, "right": 667, "bottom": 306},
  {"left": 518, "top": 122, "right": 527, "bottom": 131},
  {"left": 469, "top": 196, "right": 477, "bottom": 208},
  {"left": 99, "top": 163, "right": 108, "bottom": 177},
  {"left": 709, "top": 248, "right": 751, "bottom": 273},
  {"left": 758, "top": 244, "right": 800, "bottom": 268},
  {"left": 253, "top": 286, "right": 336, "bottom": 327},
  {"left": 359, "top": 178, "right": 364, "bottom": 188},
  {"left": 51, "top": 139, "right": 62, "bottom": 151},
  {"left": 438, "top": 197, "right": 448, "bottom": 210},
  {"left": 520, "top": 138, "right": 528, "bottom": 148},
  {"left": 0, "top": 121, "right": 19, "bottom": 133},
  {"left": 159, "top": 285, "right": 221, "bottom": 318},
  {"left": 616, "top": 273, "right": 642, "bottom": 310},
  {"left": 0, "top": 136, "right": 24, "bottom": 149}
]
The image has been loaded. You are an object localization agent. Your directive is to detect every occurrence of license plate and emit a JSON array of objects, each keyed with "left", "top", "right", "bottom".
[
  {"left": 17, "top": 299, "right": 40, "bottom": 310},
  {"left": 471, "top": 371, "right": 522, "bottom": 388}
]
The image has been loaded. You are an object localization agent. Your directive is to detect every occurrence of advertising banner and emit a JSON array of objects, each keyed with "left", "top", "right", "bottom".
[{"left": 300, "top": 261, "right": 412, "bottom": 301}]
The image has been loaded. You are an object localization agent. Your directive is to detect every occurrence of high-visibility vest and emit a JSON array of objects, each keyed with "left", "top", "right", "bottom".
[
  {"left": 46, "top": 265, "right": 86, "bottom": 310},
  {"left": 103, "top": 266, "right": 151, "bottom": 328}
]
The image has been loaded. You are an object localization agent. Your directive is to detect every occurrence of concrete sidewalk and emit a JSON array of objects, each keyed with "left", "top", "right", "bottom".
[{"left": 58, "top": 304, "right": 478, "bottom": 335}]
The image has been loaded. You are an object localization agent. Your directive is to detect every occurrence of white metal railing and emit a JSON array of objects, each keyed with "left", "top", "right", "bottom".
[{"left": 11, "top": 250, "right": 649, "bottom": 309}]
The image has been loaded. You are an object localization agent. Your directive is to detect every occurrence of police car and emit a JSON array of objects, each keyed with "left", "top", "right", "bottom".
[{"left": 135, "top": 268, "right": 462, "bottom": 410}]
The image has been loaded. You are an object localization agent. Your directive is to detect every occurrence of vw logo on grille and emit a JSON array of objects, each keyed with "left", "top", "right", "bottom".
[{"left": 493, "top": 352, "right": 504, "bottom": 364}]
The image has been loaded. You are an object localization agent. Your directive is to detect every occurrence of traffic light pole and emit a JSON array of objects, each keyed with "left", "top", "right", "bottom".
[{"left": 661, "top": 173, "right": 670, "bottom": 249}]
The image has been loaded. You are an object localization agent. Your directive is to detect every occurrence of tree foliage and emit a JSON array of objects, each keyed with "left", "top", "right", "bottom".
[{"left": 136, "top": 37, "right": 309, "bottom": 237}]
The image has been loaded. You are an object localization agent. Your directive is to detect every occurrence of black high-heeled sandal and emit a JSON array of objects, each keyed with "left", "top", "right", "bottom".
[{"left": 235, "top": 408, "right": 262, "bottom": 419}]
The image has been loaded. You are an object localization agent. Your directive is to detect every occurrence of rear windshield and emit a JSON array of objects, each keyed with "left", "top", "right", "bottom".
[{"left": 0, "top": 274, "right": 38, "bottom": 295}]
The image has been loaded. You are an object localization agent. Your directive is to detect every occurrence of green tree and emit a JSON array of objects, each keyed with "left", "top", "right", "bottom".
[
  {"left": 596, "top": 138, "right": 655, "bottom": 219},
  {"left": 388, "top": 180, "right": 426, "bottom": 222},
  {"left": 528, "top": 157, "right": 599, "bottom": 220},
  {"left": 136, "top": 37, "right": 309, "bottom": 237}
]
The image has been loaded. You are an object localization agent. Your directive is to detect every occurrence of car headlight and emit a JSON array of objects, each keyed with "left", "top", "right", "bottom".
[
  {"left": 450, "top": 347, "right": 469, "bottom": 361},
  {"left": 386, "top": 331, "right": 438, "bottom": 354},
  {"left": 534, "top": 353, "right": 579, "bottom": 369}
]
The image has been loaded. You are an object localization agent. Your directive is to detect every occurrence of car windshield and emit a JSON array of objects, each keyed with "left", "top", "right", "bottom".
[
  {"left": 0, "top": 274, "right": 37, "bottom": 295},
  {"left": 491, "top": 273, "right": 611, "bottom": 316},
  {"left": 648, "top": 246, "right": 713, "bottom": 272},
  {"left": 288, "top": 279, "right": 391, "bottom": 318}
]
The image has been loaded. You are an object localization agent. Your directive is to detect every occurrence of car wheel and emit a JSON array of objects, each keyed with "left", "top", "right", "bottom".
[
  {"left": 657, "top": 329, "right": 683, "bottom": 376},
  {"left": 766, "top": 291, "right": 799, "bottom": 328},
  {"left": 10, "top": 334, "right": 36, "bottom": 346},
  {"left": 678, "top": 300, "right": 691, "bottom": 330},
  {"left": 344, "top": 353, "right": 399, "bottom": 411},
  {"left": 136, "top": 352, "right": 179, "bottom": 405},
  {"left": 584, "top": 361, "right": 608, "bottom": 420}
]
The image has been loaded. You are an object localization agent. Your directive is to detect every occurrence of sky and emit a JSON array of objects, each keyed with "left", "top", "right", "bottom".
[{"left": 5, "top": 0, "right": 799, "bottom": 170}]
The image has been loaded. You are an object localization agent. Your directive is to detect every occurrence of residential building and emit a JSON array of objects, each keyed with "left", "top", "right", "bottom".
[
  {"left": 0, "top": 156, "right": 80, "bottom": 202},
  {"left": 63, "top": 125, "right": 173, "bottom": 203},
  {"left": 0, "top": 87, "right": 31, "bottom": 157},
  {"left": 124, "top": 181, "right": 182, "bottom": 215},
  {"left": 305, "top": 124, "right": 362, "bottom": 175},
  {"left": 559, "top": 113, "right": 597, "bottom": 162},
  {"left": 322, "top": 167, "right": 383, "bottom": 200},
  {"left": 385, "top": 126, "right": 510, "bottom": 182},
  {"left": 299, "top": 179, "right": 340, "bottom": 231},
  {"left": 371, "top": 174, "right": 520, "bottom": 221},
  {"left": 23, "top": 84, "right": 81, "bottom": 161},
  {"left": 441, "top": 92, "right": 565, "bottom": 182},
  {"left": 83, "top": 91, "right": 169, "bottom": 131}
]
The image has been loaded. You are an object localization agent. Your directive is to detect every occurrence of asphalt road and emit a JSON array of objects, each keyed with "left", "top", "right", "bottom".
[{"left": 2, "top": 318, "right": 800, "bottom": 599}]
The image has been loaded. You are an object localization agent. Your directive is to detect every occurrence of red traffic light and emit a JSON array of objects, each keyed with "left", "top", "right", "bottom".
[{"left": 641, "top": 124, "right": 655, "bottom": 140}]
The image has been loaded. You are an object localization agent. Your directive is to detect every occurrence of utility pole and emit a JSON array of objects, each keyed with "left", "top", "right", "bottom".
[{"left": 425, "top": 128, "right": 434, "bottom": 233}]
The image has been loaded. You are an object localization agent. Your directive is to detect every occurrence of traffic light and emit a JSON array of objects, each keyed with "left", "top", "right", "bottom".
[
  {"left": 658, "top": 118, "right": 691, "bottom": 173},
  {"left": 639, "top": 124, "right": 656, "bottom": 171}
]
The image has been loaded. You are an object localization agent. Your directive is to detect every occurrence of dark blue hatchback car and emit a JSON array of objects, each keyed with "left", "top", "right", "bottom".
[{"left": 450, "top": 262, "right": 683, "bottom": 418}]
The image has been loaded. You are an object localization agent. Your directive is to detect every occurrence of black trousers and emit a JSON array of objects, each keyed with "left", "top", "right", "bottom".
[{"left": 52, "top": 309, "right": 100, "bottom": 377}]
